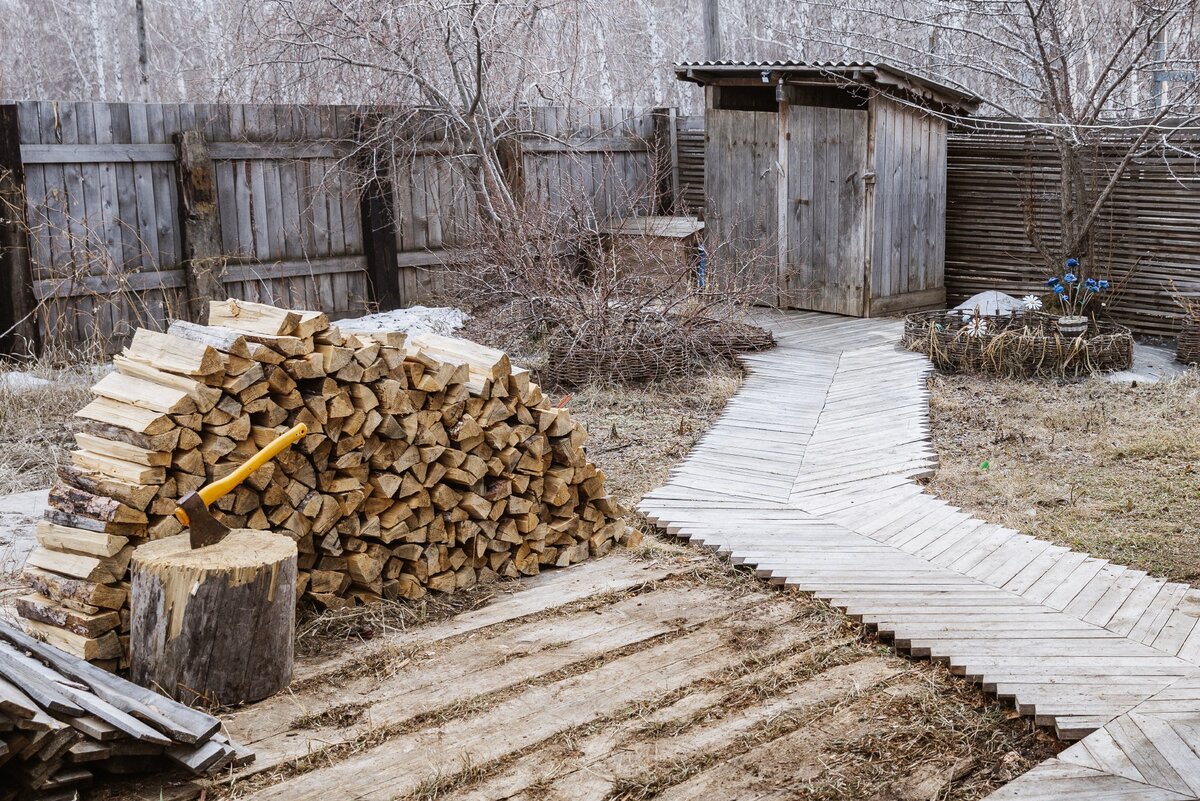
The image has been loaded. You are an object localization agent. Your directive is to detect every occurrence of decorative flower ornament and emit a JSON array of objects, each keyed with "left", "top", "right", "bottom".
[
  {"left": 965, "top": 317, "right": 989, "bottom": 338},
  {"left": 1022, "top": 294, "right": 1043, "bottom": 310},
  {"left": 1044, "top": 260, "right": 1108, "bottom": 317}
]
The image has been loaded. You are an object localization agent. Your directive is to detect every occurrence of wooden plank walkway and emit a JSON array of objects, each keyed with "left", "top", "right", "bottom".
[{"left": 639, "top": 311, "right": 1200, "bottom": 800}]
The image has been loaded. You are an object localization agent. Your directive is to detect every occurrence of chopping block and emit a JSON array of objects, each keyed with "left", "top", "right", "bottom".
[{"left": 129, "top": 425, "right": 305, "bottom": 706}]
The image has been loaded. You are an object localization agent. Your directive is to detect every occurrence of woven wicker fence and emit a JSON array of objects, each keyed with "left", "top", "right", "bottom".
[{"left": 902, "top": 310, "right": 1133, "bottom": 378}]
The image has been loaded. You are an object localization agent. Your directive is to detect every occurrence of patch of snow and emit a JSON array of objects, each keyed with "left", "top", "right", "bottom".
[
  {"left": 1105, "top": 343, "right": 1193, "bottom": 386},
  {"left": 0, "top": 371, "right": 53, "bottom": 391},
  {"left": 953, "top": 291, "right": 1026, "bottom": 319},
  {"left": 0, "top": 488, "right": 47, "bottom": 575},
  {"left": 338, "top": 306, "right": 469, "bottom": 338}
]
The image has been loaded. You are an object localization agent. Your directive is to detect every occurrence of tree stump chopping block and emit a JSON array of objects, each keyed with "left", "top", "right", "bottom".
[{"left": 130, "top": 529, "right": 296, "bottom": 706}]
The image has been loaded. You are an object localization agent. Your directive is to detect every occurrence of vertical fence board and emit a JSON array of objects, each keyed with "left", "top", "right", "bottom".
[{"left": 0, "top": 104, "right": 38, "bottom": 354}]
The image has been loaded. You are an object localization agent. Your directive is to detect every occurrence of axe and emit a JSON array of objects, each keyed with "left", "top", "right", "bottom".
[{"left": 173, "top": 424, "right": 308, "bottom": 548}]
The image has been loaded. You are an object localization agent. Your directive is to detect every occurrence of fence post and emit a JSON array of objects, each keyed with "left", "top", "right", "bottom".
[
  {"left": 650, "top": 108, "right": 680, "bottom": 215},
  {"left": 496, "top": 126, "right": 524, "bottom": 206},
  {"left": 174, "top": 130, "right": 225, "bottom": 324},
  {"left": 0, "top": 104, "right": 39, "bottom": 356},
  {"left": 355, "top": 122, "right": 401, "bottom": 311}
]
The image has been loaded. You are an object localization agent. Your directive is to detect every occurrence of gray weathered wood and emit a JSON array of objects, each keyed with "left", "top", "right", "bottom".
[
  {"left": 175, "top": 130, "right": 225, "bottom": 323},
  {"left": 130, "top": 530, "right": 297, "bottom": 707}
]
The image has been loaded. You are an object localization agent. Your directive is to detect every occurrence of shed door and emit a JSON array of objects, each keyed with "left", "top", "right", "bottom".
[
  {"left": 784, "top": 105, "right": 869, "bottom": 316},
  {"left": 705, "top": 107, "right": 778, "bottom": 305}
]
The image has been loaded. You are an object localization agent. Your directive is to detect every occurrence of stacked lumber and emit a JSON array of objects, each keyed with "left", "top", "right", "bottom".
[
  {"left": 20, "top": 299, "right": 630, "bottom": 664},
  {"left": 0, "top": 620, "right": 247, "bottom": 799}
]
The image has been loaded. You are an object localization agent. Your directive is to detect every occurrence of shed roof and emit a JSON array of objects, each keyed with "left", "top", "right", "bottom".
[{"left": 675, "top": 60, "right": 981, "bottom": 113}]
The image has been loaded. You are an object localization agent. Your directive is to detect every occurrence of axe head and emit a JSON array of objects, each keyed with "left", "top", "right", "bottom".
[{"left": 179, "top": 491, "right": 231, "bottom": 549}]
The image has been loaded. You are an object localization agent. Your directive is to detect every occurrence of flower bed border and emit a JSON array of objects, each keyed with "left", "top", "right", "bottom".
[{"left": 902, "top": 309, "right": 1133, "bottom": 377}]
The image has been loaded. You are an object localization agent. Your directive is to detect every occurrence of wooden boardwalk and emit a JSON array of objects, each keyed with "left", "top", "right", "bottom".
[{"left": 639, "top": 312, "right": 1200, "bottom": 800}]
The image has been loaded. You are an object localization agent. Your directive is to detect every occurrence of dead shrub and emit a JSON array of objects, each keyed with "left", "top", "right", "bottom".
[{"left": 447, "top": 192, "right": 776, "bottom": 388}]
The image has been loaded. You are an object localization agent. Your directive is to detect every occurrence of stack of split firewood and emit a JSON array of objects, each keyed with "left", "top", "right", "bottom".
[
  {"left": 19, "top": 299, "right": 630, "bottom": 667},
  {"left": 0, "top": 620, "right": 246, "bottom": 799}
]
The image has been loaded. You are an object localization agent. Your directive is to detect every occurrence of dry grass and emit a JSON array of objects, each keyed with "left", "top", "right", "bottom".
[
  {"left": 563, "top": 370, "right": 741, "bottom": 509},
  {"left": 801, "top": 668, "right": 1051, "bottom": 800},
  {"left": 0, "top": 360, "right": 95, "bottom": 494},
  {"left": 927, "top": 371, "right": 1200, "bottom": 583},
  {"left": 294, "top": 579, "right": 518, "bottom": 659}
]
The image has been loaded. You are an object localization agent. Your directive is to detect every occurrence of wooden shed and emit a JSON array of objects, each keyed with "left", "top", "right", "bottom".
[{"left": 677, "top": 61, "right": 980, "bottom": 316}]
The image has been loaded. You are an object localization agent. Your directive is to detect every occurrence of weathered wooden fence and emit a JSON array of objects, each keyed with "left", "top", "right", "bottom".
[
  {"left": 0, "top": 101, "right": 672, "bottom": 355},
  {"left": 388, "top": 105, "right": 664, "bottom": 301},
  {"left": 946, "top": 125, "right": 1200, "bottom": 336}
]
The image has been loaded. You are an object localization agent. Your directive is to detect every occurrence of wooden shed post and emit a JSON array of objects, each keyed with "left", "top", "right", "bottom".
[
  {"left": 355, "top": 117, "right": 401, "bottom": 311},
  {"left": 862, "top": 96, "right": 877, "bottom": 316},
  {"left": 776, "top": 87, "right": 789, "bottom": 308},
  {"left": 0, "top": 104, "right": 40, "bottom": 355},
  {"left": 174, "top": 130, "right": 225, "bottom": 324}
]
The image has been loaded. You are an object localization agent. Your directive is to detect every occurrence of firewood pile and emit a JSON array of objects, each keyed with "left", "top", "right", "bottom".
[
  {"left": 0, "top": 620, "right": 245, "bottom": 799},
  {"left": 19, "top": 299, "right": 630, "bottom": 669}
]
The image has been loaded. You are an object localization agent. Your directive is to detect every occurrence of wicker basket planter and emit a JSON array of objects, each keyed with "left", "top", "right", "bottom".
[
  {"left": 902, "top": 310, "right": 1133, "bottom": 378},
  {"left": 1178, "top": 313, "right": 1200, "bottom": 366}
]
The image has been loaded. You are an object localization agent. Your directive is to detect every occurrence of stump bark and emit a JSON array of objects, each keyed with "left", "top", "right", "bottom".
[{"left": 130, "top": 529, "right": 296, "bottom": 706}]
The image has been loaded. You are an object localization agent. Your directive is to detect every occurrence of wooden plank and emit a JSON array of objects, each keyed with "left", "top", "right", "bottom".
[
  {"left": 33, "top": 268, "right": 185, "bottom": 300},
  {"left": 19, "top": 143, "right": 177, "bottom": 163},
  {"left": 208, "top": 141, "right": 351, "bottom": 160}
]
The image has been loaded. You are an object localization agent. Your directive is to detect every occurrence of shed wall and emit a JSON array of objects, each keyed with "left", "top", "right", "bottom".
[{"left": 869, "top": 96, "right": 948, "bottom": 314}]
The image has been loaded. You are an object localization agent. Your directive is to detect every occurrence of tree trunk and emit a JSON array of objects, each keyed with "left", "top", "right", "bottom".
[{"left": 130, "top": 530, "right": 296, "bottom": 706}]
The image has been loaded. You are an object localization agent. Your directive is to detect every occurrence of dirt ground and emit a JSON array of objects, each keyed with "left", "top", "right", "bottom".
[
  {"left": 194, "top": 364, "right": 1057, "bottom": 801},
  {"left": 194, "top": 549, "right": 1058, "bottom": 801},
  {"left": 3, "top": 332, "right": 1061, "bottom": 800},
  {"left": 926, "top": 372, "right": 1200, "bottom": 585}
]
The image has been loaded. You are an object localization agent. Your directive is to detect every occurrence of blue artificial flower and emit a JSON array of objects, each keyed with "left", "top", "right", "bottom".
[
  {"left": 1046, "top": 276, "right": 1061, "bottom": 286},
  {"left": 1085, "top": 278, "right": 1099, "bottom": 291},
  {"left": 1054, "top": 284, "right": 1067, "bottom": 295},
  {"left": 1098, "top": 279, "right": 1110, "bottom": 290},
  {"left": 1066, "top": 258, "right": 1080, "bottom": 268},
  {"left": 1064, "top": 272, "right": 1078, "bottom": 284}
]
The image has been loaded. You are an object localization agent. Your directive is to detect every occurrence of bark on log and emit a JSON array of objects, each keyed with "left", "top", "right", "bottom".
[{"left": 130, "top": 530, "right": 296, "bottom": 706}]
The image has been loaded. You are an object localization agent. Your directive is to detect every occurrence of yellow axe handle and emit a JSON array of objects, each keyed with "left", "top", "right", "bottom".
[{"left": 174, "top": 423, "right": 308, "bottom": 526}]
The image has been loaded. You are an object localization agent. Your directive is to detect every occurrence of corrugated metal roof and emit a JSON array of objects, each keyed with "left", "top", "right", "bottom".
[
  {"left": 676, "top": 60, "right": 878, "bottom": 69},
  {"left": 673, "top": 60, "right": 981, "bottom": 110}
]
